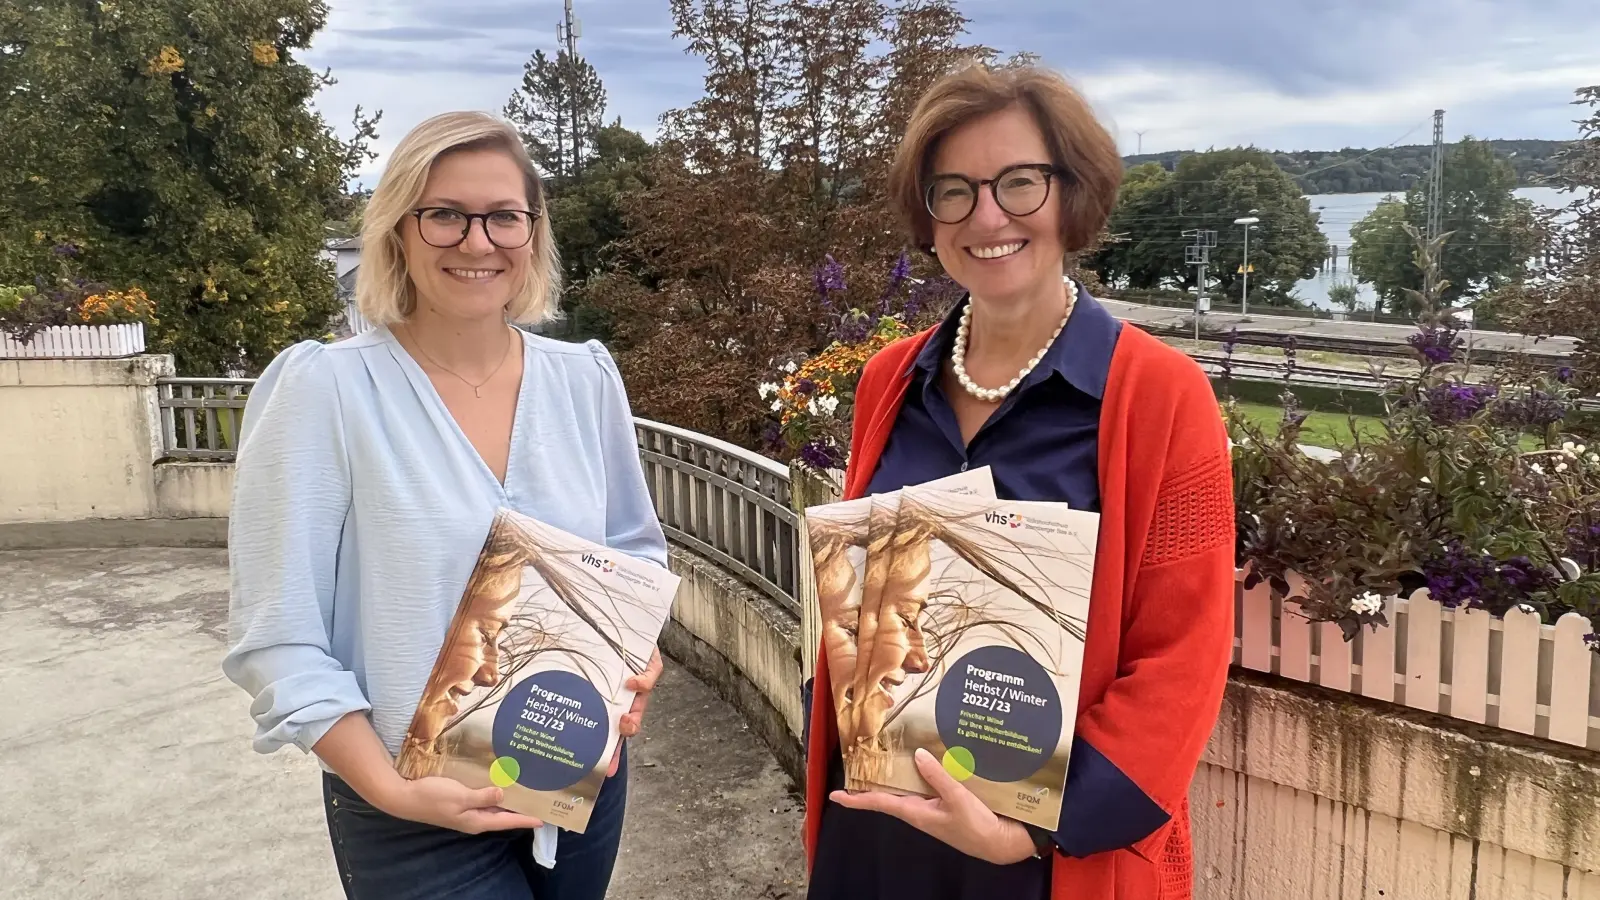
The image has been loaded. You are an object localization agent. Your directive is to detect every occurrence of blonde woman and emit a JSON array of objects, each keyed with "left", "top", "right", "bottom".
[{"left": 223, "top": 111, "right": 669, "bottom": 900}]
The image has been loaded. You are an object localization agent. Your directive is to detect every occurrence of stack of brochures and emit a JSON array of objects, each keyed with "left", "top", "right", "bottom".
[
  {"left": 396, "top": 508, "right": 681, "bottom": 833},
  {"left": 804, "top": 467, "right": 1098, "bottom": 830}
]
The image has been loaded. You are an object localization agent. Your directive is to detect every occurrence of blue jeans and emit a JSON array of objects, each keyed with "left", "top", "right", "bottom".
[{"left": 322, "top": 745, "right": 629, "bottom": 900}]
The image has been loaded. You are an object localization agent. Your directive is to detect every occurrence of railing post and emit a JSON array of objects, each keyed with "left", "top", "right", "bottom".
[{"left": 789, "top": 462, "right": 842, "bottom": 685}]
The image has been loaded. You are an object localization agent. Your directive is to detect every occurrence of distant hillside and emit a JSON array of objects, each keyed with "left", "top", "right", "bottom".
[{"left": 1123, "top": 139, "right": 1571, "bottom": 195}]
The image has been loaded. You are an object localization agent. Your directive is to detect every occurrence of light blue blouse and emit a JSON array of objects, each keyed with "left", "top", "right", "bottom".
[{"left": 222, "top": 325, "right": 669, "bottom": 769}]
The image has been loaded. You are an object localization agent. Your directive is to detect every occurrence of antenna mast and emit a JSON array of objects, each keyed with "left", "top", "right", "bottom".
[{"left": 1426, "top": 109, "right": 1445, "bottom": 243}]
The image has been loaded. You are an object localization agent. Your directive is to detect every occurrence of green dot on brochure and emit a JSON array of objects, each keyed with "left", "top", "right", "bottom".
[
  {"left": 942, "top": 746, "right": 975, "bottom": 781},
  {"left": 490, "top": 756, "right": 521, "bottom": 787}
]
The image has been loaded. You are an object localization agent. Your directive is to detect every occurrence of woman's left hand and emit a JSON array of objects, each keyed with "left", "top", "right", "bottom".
[
  {"left": 829, "top": 748, "right": 1040, "bottom": 865},
  {"left": 607, "top": 647, "right": 664, "bottom": 777}
]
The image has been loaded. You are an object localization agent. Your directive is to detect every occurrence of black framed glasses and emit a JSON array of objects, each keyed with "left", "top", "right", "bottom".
[
  {"left": 924, "top": 163, "right": 1065, "bottom": 224},
  {"left": 411, "top": 207, "right": 542, "bottom": 249}
]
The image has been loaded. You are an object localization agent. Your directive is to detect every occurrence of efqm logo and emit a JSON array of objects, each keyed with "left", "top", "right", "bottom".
[
  {"left": 983, "top": 510, "right": 1026, "bottom": 529},
  {"left": 580, "top": 552, "right": 616, "bottom": 573}
]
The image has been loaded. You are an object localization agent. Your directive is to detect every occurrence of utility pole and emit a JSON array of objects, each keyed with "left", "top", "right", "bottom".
[
  {"left": 1426, "top": 108, "right": 1445, "bottom": 244},
  {"left": 556, "top": 0, "right": 583, "bottom": 177},
  {"left": 1184, "top": 228, "right": 1217, "bottom": 341}
]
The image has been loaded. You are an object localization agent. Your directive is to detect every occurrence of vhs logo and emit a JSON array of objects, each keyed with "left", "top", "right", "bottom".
[
  {"left": 984, "top": 511, "right": 1026, "bottom": 529},
  {"left": 581, "top": 553, "right": 616, "bottom": 573}
]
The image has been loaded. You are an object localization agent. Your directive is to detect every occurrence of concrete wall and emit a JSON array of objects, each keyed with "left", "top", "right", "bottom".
[
  {"left": 1, "top": 355, "right": 171, "bottom": 523},
  {"left": 153, "top": 461, "right": 234, "bottom": 519},
  {"left": 1195, "top": 675, "right": 1600, "bottom": 900},
  {"left": 660, "top": 546, "right": 806, "bottom": 783}
]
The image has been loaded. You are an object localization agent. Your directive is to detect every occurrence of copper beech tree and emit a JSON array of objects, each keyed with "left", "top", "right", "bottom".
[{"left": 584, "top": 0, "right": 1030, "bottom": 448}]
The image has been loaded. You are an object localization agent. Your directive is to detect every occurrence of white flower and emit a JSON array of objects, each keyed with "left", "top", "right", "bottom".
[
  {"left": 758, "top": 382, "right": 779, "bottom": 399},
  {"left": 1530, "top": 462, "right": 1546, "bottom": 476},
  {"left": 818, "top": 395, "right": 840, "bottom": 415},
  {"left": 807, "top": 399, "right": 818, "bottom": 416},
  {"left": 1420, "top": 476, "right": 1432, "bottom": 484},
  {"left": 1557, "top": 462, "right": 1569, "bottom": 473},
  {"left": 784, "top": 361, "right": 797, "bottom": 373},
  {"left": 770, "top": 399, "right": 783, "bottom": 412},
  {"left": 1351, "top": 592, "right": 1384, "bottom": 616},
  {"left": 1588, "top": 453, "right": 1599, "bottom": 466}
]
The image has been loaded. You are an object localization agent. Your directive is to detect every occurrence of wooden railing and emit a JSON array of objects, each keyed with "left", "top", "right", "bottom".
[
  {"left": 1235, "top": 573, "right": 1600, "bottom": 751},
  {"left": 157, "top": 377, "right": 254, "bottom": 460}
]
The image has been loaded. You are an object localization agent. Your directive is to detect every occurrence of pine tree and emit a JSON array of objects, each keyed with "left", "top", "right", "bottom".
[{"left": 504, "top": 49, "right": 608, "bottom": 183}]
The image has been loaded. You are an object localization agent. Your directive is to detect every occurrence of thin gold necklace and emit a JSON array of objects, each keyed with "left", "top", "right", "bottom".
[{"left": 401, "top": 322, "right": 513, "bottom": 398}]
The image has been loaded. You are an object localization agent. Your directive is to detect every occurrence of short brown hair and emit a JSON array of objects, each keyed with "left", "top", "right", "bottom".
[{"left": 888, "top": 64, "right": 1123, "bottom": 257}]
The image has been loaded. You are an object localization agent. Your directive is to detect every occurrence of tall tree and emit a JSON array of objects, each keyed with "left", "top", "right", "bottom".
[
  {"left": 504, "top": 48, "right": 607, "bottom": 182},
  {"left": 1087, "top": 149, "right": 1328, "bottom": 303},
  {"left": 586, "top": 0, "right": 993, "bottom": 445},
  {"left": 545, "top": 121, "right": 656, "bottom": 339},
  {"left": 1349, "top": 136, "right": 1540, "bottom": 317},
  {"left": 1504, "top": 87, "right": 1600, "bottom": 388},
  {"left": 0, "top": 0, "right": 377, "bottom": 375}
]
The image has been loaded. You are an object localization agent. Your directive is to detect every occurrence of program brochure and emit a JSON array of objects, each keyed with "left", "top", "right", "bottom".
[
  {"left": 803, "top": 468, "right": 996, "bottom": 793},
  {"left": 814, "top": 481, "right": 1098, "bottom": 831},
  {"left": 395, "top": 508, "right": 680, "bottom": 833}
]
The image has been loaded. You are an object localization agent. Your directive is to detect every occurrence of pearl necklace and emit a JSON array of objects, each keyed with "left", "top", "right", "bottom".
[{"left": 951, "top": 288, "right": 1075, "bottom": 403}]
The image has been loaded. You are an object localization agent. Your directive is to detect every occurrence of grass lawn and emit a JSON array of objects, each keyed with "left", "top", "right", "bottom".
[{"left": 1229, "top": 400, "right": 1387, "bottom": 449}]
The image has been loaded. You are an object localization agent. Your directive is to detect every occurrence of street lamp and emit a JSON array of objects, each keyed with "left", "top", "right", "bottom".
[{"left": 1234, "top": 214, "right": 1260, "bottom": 317}]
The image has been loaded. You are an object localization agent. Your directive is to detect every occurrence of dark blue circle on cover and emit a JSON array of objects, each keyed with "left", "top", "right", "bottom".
[
  {"left": 492, "top": 669, "right": 610, "bottom": 792},
  {"left": 934, "top": 644, "right": 1061, "bottom": 783}
]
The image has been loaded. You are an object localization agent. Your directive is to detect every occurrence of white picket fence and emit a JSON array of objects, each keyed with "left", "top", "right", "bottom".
[
  {"left": 1234, "top": 570, "right": 1600, "bottom": 752},
  {"left": 0, "top": 322, "right": 146, "bottom": 358}
]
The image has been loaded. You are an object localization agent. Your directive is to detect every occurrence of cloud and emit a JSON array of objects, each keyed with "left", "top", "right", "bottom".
[{"left": 300, "top": 0, "right": 1600, "bottom": 184}]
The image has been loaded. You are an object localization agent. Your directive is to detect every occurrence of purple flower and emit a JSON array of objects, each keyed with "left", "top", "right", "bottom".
[
  {"left": 1566, "top": 521, "right": 1600, "bottom": 570},
  {"left": 1558, "top": 366, "right": 1575, "bottom": 384},
  {"left": 799, "top": 439, "right": 844, "bottom": 470},
  {"left": 814, "top": 254, "right": 845, "bottom": 303},
  {"left": 878, "top": 251, "right": 912, "bottom": 315},
  {"left": 1421, "top": 542, "right": 1556, "bottom": 616},
  {"left": 794, "top": 378, "right": 816, "bottom": 396},
  {"left": 760, "top": 421, "right": 785, "bottom": 454},
  {"left": 1585, "top": 633, "right": 1599, "bottom": 650},
  {"left": 1423, "top": 382, "right": 1497, "bottom": 424},
  {"left": 1493, "top": 387, "right": 1567, "bottom": 428},
  {"left": 52, "top": 243, "right": 80, "bottom": 258},
  {"left": 1408, "top": 323, "right": 1460, "bottom": 365}
]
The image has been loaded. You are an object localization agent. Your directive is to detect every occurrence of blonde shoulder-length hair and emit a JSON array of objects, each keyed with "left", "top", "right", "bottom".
[{"left": 355, "top": 110, "right": 562, "bottom": 327}]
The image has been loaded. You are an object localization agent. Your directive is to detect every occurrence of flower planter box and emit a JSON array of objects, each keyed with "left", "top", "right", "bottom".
[
  {"left": 1233, "top": 569, "right": 1600, "bottom": 752},
  {"left": 0, "top": 323, "right": 146, "bottom": 359}
]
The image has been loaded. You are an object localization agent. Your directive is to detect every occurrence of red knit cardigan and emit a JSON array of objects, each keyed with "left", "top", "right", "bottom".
[{"left": 801, "top": 321, "right": 1236, "bottom": 900}]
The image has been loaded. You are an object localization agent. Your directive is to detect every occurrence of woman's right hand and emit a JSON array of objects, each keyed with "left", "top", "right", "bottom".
[{"left": 375, "top": 776, "right": 545, "bottom": 834}]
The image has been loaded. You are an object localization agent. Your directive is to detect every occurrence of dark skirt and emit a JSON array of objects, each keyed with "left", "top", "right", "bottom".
[{"left": 806, "top": 753, "right": 1051, "bottom": 900}]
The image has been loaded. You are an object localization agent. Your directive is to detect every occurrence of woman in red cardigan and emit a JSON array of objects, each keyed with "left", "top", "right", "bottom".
[{"left": 801, "top": 63, "right": 1236, "bottom": 900}]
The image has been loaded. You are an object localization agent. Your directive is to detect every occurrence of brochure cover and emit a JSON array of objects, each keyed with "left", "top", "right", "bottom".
[
  {"left": 803, "top": 468, "right": 995, "bottom": 792},
  {"left": 850, "top": 488, "right": 1098, "bottom": 831},
  {"left": 395, "top": 508, "right": 680, "bottom": 832}
]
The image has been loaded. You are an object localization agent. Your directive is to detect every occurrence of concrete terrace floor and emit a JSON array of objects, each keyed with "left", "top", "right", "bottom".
[{"left": 0, "top": 548, "right": 806, "bottom": 900}]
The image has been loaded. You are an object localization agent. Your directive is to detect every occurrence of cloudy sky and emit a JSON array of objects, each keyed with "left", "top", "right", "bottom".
[{"left": 302, "top": 0, "right": 1600, "bottom": 181}]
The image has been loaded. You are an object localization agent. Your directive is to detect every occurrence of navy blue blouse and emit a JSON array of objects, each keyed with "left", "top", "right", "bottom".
[{"left": 806, "top": 283, "right": 1123, "bottom": 900}]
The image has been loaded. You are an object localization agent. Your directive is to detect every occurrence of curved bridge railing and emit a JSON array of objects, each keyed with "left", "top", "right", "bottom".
[
  {"left": 154, "top": 379, "right": 805, "bottom": 616},
  {"left": 632, "top": 418, "right": 800, "bottom": 616}
]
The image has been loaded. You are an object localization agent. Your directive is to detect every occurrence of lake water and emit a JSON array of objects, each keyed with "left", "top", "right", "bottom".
[{"left": 1293, "top": 186, "right": 1590, "bottom": 310}]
